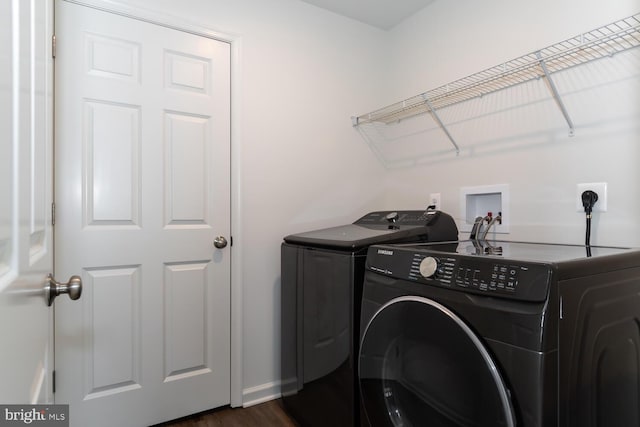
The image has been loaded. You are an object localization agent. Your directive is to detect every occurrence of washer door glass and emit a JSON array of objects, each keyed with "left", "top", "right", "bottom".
[{"left": 359, "top": 296, "right": 516, "bottom": 427}]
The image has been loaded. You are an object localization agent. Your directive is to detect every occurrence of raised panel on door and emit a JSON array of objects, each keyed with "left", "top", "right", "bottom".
[
  {"left": 55, "top": 2, "right": 231, "bottom": 425},
  {"left": 83, "top": 266, "right": 142, "bottom": 399},
  {"left": 164, "top": 112, "right": 209, "bottom": 225},
  {"left": 83, "top": 100, "right": 141, "bottom": 226},
  {"left": 164, "top": 261, "right": 210, "bottom": 380}
]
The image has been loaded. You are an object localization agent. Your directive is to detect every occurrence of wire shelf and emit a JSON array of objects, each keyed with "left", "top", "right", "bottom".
[{"left": 353, "top": 13, "right": 640, "bottom": 130}]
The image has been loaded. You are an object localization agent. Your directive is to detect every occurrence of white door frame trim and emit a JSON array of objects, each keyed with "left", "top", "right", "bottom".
[{"left": 58, "top": 0, "right": 244, "bottom": 408}]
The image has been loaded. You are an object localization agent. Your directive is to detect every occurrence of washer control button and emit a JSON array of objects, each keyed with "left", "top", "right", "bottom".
[{"left": 419, "top": 257, "right": 438, "bottom": 278}]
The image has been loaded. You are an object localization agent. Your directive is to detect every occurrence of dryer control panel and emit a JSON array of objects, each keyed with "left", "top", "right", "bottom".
[
  {"left": 367, "top": 244, "right": 552, "bottom": 302},
  {"left": 354, "top": 209, "right": 440, "bottom": 226}
]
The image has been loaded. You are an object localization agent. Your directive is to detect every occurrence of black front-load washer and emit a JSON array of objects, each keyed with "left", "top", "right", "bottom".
[
  {"left": 359, "top": 240, "right": 640, "bottom": 427},
  {"left": 280, "top": 209, "right": 458, "bottom": 427}
]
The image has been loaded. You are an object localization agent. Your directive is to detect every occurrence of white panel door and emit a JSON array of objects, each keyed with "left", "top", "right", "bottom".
[
  {"left": 54, "top": 2, "right": 231, "bottom": 426},
  {"left": 0, "top": 0, "right": 55, "bottom": 404}
]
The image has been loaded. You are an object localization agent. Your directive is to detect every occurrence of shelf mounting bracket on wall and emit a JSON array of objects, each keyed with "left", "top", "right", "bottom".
[
  {"left": 422, "top": 94, "right": 460, "bottom": 154},
  {"left": 536, "top": 51, "right": 575, "bottom": 136}
]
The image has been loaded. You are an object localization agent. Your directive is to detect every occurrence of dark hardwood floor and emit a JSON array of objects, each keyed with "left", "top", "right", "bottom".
[{"left": 153, "top": 399, "right": 298, "bottom": 427}]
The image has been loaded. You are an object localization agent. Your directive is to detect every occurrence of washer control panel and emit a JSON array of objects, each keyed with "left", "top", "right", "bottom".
[{"left": 368, "top": 245, "right": 552, "bottom": 302}]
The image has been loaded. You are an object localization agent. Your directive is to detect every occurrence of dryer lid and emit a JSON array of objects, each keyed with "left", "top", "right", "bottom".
[
  {"left": 283, "top": 210, "right": 458, "bottom": 250},
  {"left": 283, "top": 223, "right": 427, "bottom": 250}
]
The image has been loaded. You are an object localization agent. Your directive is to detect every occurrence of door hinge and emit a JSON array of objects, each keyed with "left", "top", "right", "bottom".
[
  {"left": 51, "top": 202, "right": 55, "bottom": 226},
  {"left": 52, "top": 370, "right": 56, "bottom": 394},
  {"left": 52, "top": 34, "right": 56, "bottom": 58}
]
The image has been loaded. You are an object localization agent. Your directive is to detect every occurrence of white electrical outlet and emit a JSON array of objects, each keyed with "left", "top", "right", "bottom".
[
  {"left": 429, "top": 193, "right": 441, "bottom": 210},
  {"left": 576, "top": 182, "right": 607, "bottom": 212}
]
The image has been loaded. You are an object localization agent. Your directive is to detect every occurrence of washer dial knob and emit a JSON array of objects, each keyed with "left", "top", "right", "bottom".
[
  {"left": 385, "top": 212, "right": 399, "bottom": 223},
  {"left": 419, "top": 257, "right": 438, "bottom": 278}
]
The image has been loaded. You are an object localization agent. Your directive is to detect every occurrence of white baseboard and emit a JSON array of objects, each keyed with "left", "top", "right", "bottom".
[{"left": 241, "top": 381, "right": 282, "bottom": 408}]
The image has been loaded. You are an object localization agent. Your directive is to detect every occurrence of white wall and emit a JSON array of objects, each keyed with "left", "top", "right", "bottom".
[
  {"left": 229, "top": 1, "right": 389, "bottom": 402},
  {"left": 105, "top": 0, "right": 390, "bottom": 404},
  {"left": 376, "top": 0, "right": 640, "bottom": 247}
]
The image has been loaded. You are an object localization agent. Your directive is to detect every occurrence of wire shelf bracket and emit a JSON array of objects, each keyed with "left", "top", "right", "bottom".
[
  {"left": 422, "top": 94, "right": 460, "bottom": 154},
  {"left": 352, "top": 12, "right": 640, "bottom": 151},
  {"left": 536, "top": 52, "right": 575, "bottom": 136}
]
